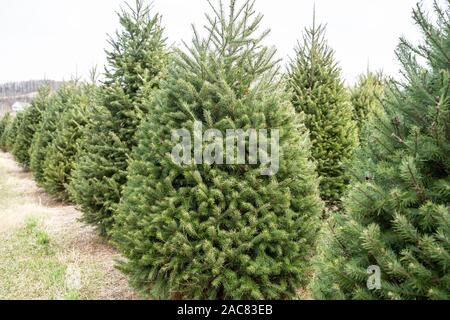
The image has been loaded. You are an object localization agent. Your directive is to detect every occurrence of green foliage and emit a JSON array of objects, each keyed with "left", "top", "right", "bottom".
[
  {"left": 69, "top": 0, "right": 168, "bottom": 235},
  {"left": 12, "top": 87, "right": 52, "bottom": 167},
  {"left": 312, "top": 1, "right": 450, "bottom": 300},
  {"left": 4, "top": 112, "right": 25, "bottom": 152},
  {"left": 0, "top": 113, "right": 13, "bottom": 151},
  {"left": 41, "top": 83, "right": 98, "bottom": 200},
  {"left": 351, "top": 71, "right": 385, "bottom": 139},
  {"left": 0, "top": 113, "right": 11, "bottom": 138},
  {"left": 287, "top": 17, "right": 358, "bottom": 208},
  {"left": 112, "top": 0, "right": 323, "bottom": 300},
  {"left": 30, "top": 83, "right": 79, "bottom": 185},
  {"left": 104, "top": 0, "right": 167, "bottom": 96}
]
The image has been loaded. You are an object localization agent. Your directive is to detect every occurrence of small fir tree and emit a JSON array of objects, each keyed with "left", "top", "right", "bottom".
[
  {"left": 113, "top": 0, "right": 323, "bottom": 299},
  {"left": 0, "top": 113, "right": 13, "bottom": 151},
  {"left": 41, "top": 83, "right": 98, "bottom": 199},
  {"left": 287, "top": 15, "right": 358, "bottom": 208},
  {"left": 351, "top": 71, "right": 385, "bottom": 140},
  {"left": 13, "top": 86, "right": 51, "bottom": 167},
  {"left": 311, "top": 1, "right": 450, "bottom": 300},
  {"left": 68, "top": 0, "right": 168, "bottom": 235},
  {"left": 30, "top": 83, "right": 79, "bottom": 185},
  {"left": 4, "top": 112, "right": 25, "bottom": 152}
]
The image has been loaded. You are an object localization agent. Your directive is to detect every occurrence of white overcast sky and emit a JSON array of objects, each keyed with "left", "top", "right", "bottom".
[{"left": 0, "top": 0, "right": 438, "bottom": 85}]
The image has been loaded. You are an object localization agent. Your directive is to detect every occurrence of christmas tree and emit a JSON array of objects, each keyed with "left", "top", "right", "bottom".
[
  {"left": 0, "top": 113, "right": 13, "bottom": 151},
  {"left": 287, "top": 14, "right": 357, "bottom": 208},
  {"left": 351, "top": 71, "right": 385, "bottom": 140},
  {"left": 30, "top": 83, "right": 78, "bottom": 185},
  {"left": 4, "top": 112, "right": 25, "bottom": 152},
  {"left": 311, "top": 1, "right": 450, "bottom": 299},
  {"left": 112, "top": 0, "right": 323, "bottom": 299},
  {"left": 12, "top": 86, "right": 51, "bottom": 167},
  {"left": 41, "top": 83, "right": 98, "bottom": 200},
  {"left": 68, "top": 0, "right": 168, "bottom": 235}
]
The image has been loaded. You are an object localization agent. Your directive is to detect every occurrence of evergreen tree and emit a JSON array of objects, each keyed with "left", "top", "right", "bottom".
[
  {"left": 12, "top": 86, "right": 51, "bottom": 167},
  {"left": 41, "top": 83, "right": 98, "bottom": 200},
  {"left": 4, "top": 112, "right": 25, "bottom": 152},
  {"left": 69, "top": 0, "right": 168, "bottom": 235},
  {"left": 30, "top": 83, "right": 78, "bottom": 185},
  {"left": 0, "top": 113, "right": 12, "bottom": 151},
  {"left": 351, "top": 71, "right": 385, "bottom": 139},
  {"left": 113, "top": 0, "right": 323, "bottom": 299},
  {"left": 287, "top": 16, "right": 358, "bottom": 208},
  {"left": 0, "top": 113, "right": 10, "bottom": 137},
  {"left": 311, "top": 1, "right": 450, "bottom": 300}
]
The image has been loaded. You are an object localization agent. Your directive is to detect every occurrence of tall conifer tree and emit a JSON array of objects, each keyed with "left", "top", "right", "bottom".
[
  {"left": 287, "top": 14, "right": 357, "bottom": 208},
  {"left": 30, "top": 83, "right": 79, "bottom": 185},
  {"left": 113, "top": 0, "right": 323, "bottom": 299},
  {"left": 4, "top": 112, "right": 25, "bottom": 152},
  {"left": 351, "top": 71, "right": 385, "bottom": 140},
  {"left": 69, "top": 0, "right": 168, "bottom": 235},
  {"left": 0, "top": 113, "right": 12, "bottom": 151},
  {"left": 13, "top": 86, "right": 51, "bottom": 167},
  {"left": 42, "top": 83, "right": 98, "bottom": 200}
]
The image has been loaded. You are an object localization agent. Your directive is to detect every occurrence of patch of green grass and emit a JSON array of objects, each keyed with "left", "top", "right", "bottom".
[
  {"left": 23, "top": 217, "right": 52, "bottom": 251},
  {"left": 0, "top": 218, "right": 81, "bottom": 300},
  {"left": 64, "top": 290, "right": 81, "bottom": 300},
  {"left": 0, "top": 216, "right": 114, "bottom": 300},
  {"left": 0, "top": 218, "right": 64, "bottom": 299},
  {"left": 0, "top": 156, "right": 133, "bottom": 300}
]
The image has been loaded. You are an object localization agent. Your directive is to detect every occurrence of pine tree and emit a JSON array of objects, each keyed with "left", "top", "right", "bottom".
[
  {"left": 0, "top": 113, "right": 13, "bottom": 151},
  {"left": 12, "top": 86, "right": 51, "bottom": 167},
  {"left": 41, "top": 83, "right": 98, "bottom": 200},
  {"left": 69, "top": 0, "right": 168, "bottom": 235},
  {"left": 30, "top": 83, "right": 78, "bottom": 185},
  {"left": 351, "top": 71, "right": 385, "bottom": 139},
  {"left": 0, "top": 113, "right": 10, "bottom": 137},
  {"left": 4, "top": 112, "right": 25, "bottom": 152},
  {"left": 311, "top": 1, "right": 450, "bottom": 300},
  {"left": 112, "top": 0, "right": 323, "bottom": 299},
  {"left": 287, "top": 15, "right": 358, "bottom": 208}
]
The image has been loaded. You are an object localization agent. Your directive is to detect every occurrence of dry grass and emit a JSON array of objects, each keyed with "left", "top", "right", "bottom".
[{"left": 0, "top": 151, "right": 137, "bottom": 300}]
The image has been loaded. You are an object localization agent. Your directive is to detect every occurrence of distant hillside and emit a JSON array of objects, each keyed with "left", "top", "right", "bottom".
[{"left": 0, "top": 80, "right": 63, "bottom": 115}]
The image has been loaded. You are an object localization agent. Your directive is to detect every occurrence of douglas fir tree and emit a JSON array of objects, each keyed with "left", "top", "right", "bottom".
[
  {"left": 312, "top": 1, "right": 450, "bottom": 300},
  {"left": 30, "top": 83, "right": 78, "bottom": 185},
  {"left": 41, "top": 83, "right": 98, "bottom": 199},
  {"left": 0, "top": 113, "right": 12, "bottom": 151},
  {"left": 0, "top": 113, "right": 10, "bottom": 138},
  {"left": 4, "top": 112, "right": 25, "bottom": 152},
  {"left": 13, "top": 86, "right": 51, "bottom": 167},
  {"left": 113, "top": 0, "right": 323, "bottom": 299},
  {"left": 287, "top": 15, "right": 357, "bottom": 208},
  {"left": 69, "top": 0, "right": 168, "bottom": 235}
]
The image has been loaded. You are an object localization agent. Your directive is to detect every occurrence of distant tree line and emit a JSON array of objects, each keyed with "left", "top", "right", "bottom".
[
  {"left": 0, "top": 80, "right": 64, "bottom": 115},
  {"left": 0, "top": 80, "right": 63, "bottom": 98}
]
